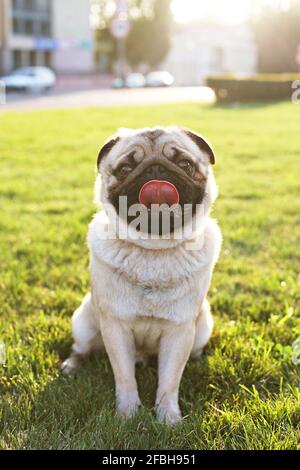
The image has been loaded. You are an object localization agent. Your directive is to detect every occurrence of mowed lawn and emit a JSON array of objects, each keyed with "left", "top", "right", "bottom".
[{"left": 0, "top": 101, "right": 299, "bottom": 450}]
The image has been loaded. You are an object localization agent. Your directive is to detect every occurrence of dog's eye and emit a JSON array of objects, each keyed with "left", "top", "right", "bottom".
[
  {"left": 178, "top": 159, "right": 195, "bottom": 177},
  {"left": 115, "top": 164, "right": 133, "bottom": 179}
]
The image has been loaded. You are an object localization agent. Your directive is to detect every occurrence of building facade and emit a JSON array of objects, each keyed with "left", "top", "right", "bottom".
[
  {"left": 162, "top": 22, "right": 257, "bottom": 86},
  {"left": 0, "top": 0, "right": 94, "bottom": 75}
]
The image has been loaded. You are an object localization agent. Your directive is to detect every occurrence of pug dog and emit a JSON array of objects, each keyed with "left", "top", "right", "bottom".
[{"left": 61, "top": 127, "right": 222, "bottom": 424}]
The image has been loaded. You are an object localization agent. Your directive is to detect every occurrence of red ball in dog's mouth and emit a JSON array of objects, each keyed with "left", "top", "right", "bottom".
[{"left": 139, "top": 180, "right": 180, "bottom": 209}]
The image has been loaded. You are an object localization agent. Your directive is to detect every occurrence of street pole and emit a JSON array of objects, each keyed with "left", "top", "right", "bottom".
[
  {"left": 117, "top": 38, "right": 126, "bottom": 81},
  {"left": 110, "top": 1, "right": 130, "bottom": 85}
]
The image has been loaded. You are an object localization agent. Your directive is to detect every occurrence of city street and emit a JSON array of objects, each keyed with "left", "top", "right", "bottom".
[{"left": 0, "top": 86, "right": 215, "bottom": 112}]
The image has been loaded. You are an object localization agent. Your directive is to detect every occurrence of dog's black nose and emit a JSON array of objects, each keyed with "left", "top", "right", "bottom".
[{"left": 145, "top": 164, "right": 167, "bottom": 180}]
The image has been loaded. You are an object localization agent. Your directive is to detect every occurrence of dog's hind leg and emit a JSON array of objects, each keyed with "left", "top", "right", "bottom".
[
  {"left": 61, "top": 293, "right": 103, "bottom": 375},
  {"left": 190, "top": 298, "right": 213, "bottom": 359}
]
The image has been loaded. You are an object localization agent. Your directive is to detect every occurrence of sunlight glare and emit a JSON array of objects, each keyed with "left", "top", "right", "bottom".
[{"left": 171, "top": 0, "right": 290, "bottom": 24}]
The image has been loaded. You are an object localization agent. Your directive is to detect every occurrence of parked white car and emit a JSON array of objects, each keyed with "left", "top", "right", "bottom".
[
  {"left": 112, "top": 73, "right": 146, "bottom": 89},
  {"left": 146, "top": 71, "right": 174, "bottom": 87},
  {"left": 1, "top": 67, "right": 56, "bottom": 92}
]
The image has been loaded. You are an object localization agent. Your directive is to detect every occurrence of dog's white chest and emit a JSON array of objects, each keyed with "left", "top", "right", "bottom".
[
  {"left": 88, "top": 214, "right": 221, "bottom": 324},
  {"left": 91, "top": 248, "right": 202, "bottom": 323}
]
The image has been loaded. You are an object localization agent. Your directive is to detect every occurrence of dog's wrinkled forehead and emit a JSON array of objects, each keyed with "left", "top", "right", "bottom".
[
  {"left": 106, "top": 127, "right": 170, "bottom": 169},
  {"left": 98, "top": 127, "right": 215, "bottom": 174}
]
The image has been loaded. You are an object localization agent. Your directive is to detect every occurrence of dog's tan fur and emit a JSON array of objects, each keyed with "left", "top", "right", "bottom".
[{"left": 62, "top": 127, "right": 222, "bottom": 424}]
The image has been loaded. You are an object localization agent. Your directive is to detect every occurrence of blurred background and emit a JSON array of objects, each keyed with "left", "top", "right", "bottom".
[
  {"left": 1, "top": 1, "right": 300, "bottom": 451},
  {"left": 1, "top": 0, "right": 300, "bottom": 106}
]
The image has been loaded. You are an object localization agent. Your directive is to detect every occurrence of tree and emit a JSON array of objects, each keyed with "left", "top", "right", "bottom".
[
  {"left": 94, "top": 26, "right": 118, "bottom": 73},
  {"left": 126, "top": 0, "right": 172, "bottom": 69},
  {"left": 93, "top": 0, "right": 172, "bottom": 72},
  {"left": 253, "top": 0, "right": 300, "bottom": 73}
]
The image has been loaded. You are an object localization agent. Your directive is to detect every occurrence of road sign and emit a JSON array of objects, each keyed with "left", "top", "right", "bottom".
[
  {"left": 35, "top": 37, "right": 58, "bottom": 51},
  {"left": 110, "top": 15, "right": 130, "bottom": 39},
  {"left": 116, "top": 0, "right": 129, "bottom": 14}
]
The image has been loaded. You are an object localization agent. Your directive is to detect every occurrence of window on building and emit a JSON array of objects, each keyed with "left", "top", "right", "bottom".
[
  {"left": 29, "top": 50, "right": 37, "bottom": 66},
  {"left": 24, "top": 0, "right": 34, "bottom": 11},
  {"left": 35, "top": 0, "right": 50, "bottom": 13},
  {"left": 13, "top": 50, "right": 23, "bottom": 69},
  {"left": 24, "top": 19, "right": 33, "bottom": 34},
  {"left": 12, "top": 0, "right": 23, "bottom": 10},
  {"left": 44, "top": 51, "right": 52, "bottom": 68},
  {"left": 13, "top": 18, "right": 28, "bottom": 34},
  {"left": 35, "top": 51, "right": 44, "bottom": 66},
  {"left": 40, "top": 20, "right": 50, "bottom": 36},
  {"left": 12, "top": 0, "right": 52, "bottom": 37}
]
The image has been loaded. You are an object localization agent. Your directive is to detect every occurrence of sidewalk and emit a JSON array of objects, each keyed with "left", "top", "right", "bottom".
[
  {"left": 55, "top": 74, "right": 113, "bottom": 90},
  {"left": 0, "top": 86, "right": 215, "bottom": 112}
]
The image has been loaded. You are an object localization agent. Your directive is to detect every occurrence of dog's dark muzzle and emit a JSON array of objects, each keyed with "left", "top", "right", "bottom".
[{"left": 109, "top": 162, "right": 206, "bottom": 235}]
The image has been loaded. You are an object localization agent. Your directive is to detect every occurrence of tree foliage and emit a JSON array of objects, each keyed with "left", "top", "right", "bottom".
[
  {"left": 253, "top": 0, "right": 300, "bottom": 72},
  {"left": 93, "top": 0, "right": 172, "bottom": 71},
  {"left": 125, "top": 0, "right": 172, "bottom": 68}
]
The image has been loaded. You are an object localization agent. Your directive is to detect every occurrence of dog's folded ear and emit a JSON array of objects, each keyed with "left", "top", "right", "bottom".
[
  {"left": 182, "top": 128, "right": 216, "bottom": 165},
  {"left": 97, "top": 136, "right": 120, "bottom": 170}
]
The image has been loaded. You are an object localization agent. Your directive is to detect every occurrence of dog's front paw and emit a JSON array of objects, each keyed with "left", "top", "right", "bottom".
[
  {"left": 61, "top": 356, "right": 80, "bottom": 376},
  {"left": 190, "top": 347, "right": 203, "bottom": 359},
  {"left": 116, "top": 392, "right": 141, "bottom": 418},
  {"left": 156, "top": 399, "right": 182, "bottom": 425}
]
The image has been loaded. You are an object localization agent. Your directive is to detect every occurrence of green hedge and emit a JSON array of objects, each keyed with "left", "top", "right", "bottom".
[{"left": 206, "top": 74, "right": 300, "bottom": 103}]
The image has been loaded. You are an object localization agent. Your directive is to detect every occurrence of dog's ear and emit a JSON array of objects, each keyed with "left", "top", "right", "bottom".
[
  {"left": 182, "top": 128, "right": 215, "bottom": 165},
  {"left": 97, "top": 136, "right": 120, "bottom": 170}
]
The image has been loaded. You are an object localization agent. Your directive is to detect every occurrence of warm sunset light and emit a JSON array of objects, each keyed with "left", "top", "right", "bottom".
[{"left": 172, "top": 0, "right": 291, "bottom": 24}]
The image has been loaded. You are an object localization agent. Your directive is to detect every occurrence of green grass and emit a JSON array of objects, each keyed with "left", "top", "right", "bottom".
[{"left": 0, "top": 101, "right": 299, "bottom": 450}]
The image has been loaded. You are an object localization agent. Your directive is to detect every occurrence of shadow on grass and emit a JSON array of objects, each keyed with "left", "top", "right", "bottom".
[
  {"left": 17, "top": 329, "right": 297, "bottom": 450},
  {"left": 21, "top": 339, "right": 215, "bottom": 450}
]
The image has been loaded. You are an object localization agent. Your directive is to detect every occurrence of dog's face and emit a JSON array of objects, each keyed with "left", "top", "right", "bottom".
[{"left": 97, "top": 127, "right": 216, "bottom": 237}]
